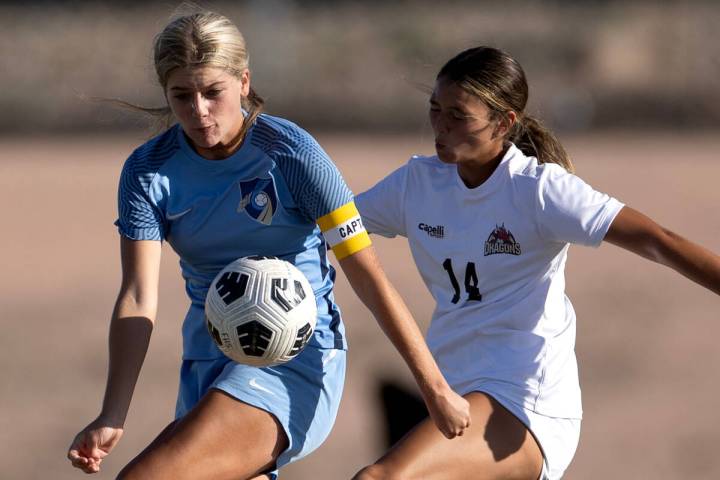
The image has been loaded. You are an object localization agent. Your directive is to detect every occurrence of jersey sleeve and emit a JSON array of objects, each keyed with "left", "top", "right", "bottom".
[
  {"left": 115, "top": 153, "right": 165, "bottom": 241},
  {"left": 354, "top": 163, "right": 409, "bottom": 238},
  {"left": 274, "top": 132, "right": 371, "bottom": 260},
  {"left": 535, "top": 164, "right": 624, "bottom": 246}
]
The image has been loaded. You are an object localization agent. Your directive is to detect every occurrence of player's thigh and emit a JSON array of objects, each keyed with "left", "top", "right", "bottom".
[
  {"left": 357, "top": 392, "right": 543, "bottom": 480},
  {"left": 118, "top": 389, "right": 288, "bottom": 480}
]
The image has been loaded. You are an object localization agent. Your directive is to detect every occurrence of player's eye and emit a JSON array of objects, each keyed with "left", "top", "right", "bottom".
[
  {"left": 173, "top": 93, "right": 191, "bottom": 101},
  {"left": 205, "top": 89, "right": 222, "bottom": 98}
]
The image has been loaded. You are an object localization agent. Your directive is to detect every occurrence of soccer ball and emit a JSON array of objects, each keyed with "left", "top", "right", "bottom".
[{"left": 205, "top": 256, "right": 317, "bottom": 367}]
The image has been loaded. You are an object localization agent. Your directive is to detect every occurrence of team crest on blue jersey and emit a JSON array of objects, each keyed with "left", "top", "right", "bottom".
[
  {"left": 484, "top": 224, "right": 521, "bottom": 256},
  {"left": 237, "top": 177, "right": 278, "bottom": 225}
]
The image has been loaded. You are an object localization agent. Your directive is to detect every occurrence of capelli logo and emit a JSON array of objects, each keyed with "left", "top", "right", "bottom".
[{"left": 418, "top": 223, "right": 445, "bottom": 238}]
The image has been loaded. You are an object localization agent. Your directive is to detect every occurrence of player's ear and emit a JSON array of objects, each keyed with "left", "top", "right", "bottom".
[
  {"left": 239, "top": 69, "right": 250, "bottom": 98},
  {"left": 493, "top": 111, "right": 516, "bottom": 139}
]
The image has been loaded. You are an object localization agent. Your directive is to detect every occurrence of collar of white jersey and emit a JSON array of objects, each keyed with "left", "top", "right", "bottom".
[{"left": 453, "top": 142, "right": 520, "bottom": 196}]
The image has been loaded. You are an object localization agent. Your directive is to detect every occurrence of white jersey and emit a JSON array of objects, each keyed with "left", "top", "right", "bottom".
[{"left": 355, "top": 144, "right": 623, "bottom": 419}]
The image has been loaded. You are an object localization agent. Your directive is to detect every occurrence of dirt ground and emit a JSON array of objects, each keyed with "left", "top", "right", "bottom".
[{"left": 1, "top": 132, "right": 718, "bottom": 479}]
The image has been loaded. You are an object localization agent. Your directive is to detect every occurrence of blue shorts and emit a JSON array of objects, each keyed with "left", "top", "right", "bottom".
[{"left": 175, "top": 345, "right": 346, "bottom": 478}]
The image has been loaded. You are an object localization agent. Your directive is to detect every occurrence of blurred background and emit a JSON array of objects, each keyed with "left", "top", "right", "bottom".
[{"left": 1, "top": 1, "right": 718, "bottom": 479}]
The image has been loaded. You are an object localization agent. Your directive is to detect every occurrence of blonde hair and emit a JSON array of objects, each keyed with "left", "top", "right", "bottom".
[
  {"left": 121, "top": 8, "right": 263, "bottom": 138},
  {"left": 438, "top": 47, "right": 574, "bottom": 173}
]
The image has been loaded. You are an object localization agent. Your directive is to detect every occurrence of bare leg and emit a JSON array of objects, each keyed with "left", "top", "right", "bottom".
[
  {"left": 118, "top": 389, "right": 288, "bottom": 480},
  {"left": 354, "top": 392, "right": 543, "bottom": 480}
]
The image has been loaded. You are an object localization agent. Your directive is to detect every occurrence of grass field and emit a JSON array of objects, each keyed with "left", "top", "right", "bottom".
[{"left": 1, "top": 132, "right": 718, "bottom": 479}]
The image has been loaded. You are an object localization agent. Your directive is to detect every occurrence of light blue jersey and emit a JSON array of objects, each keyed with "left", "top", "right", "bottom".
[{"left": 116, "top": 114, "right": 352, "bottom": 359}]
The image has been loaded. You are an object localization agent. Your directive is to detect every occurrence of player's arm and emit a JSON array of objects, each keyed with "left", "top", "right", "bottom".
[
  {"left": 102, "top": 237, "right": 162, "bottom": 424},
  {"left": 604, "top": 206, "right": 720, "bottom": 295},
  {"left": 318, "top": 202, "right": 471, "bottom": 439},
  {"left": 68, "top": 237, "right": 161, "bottom": 473}
]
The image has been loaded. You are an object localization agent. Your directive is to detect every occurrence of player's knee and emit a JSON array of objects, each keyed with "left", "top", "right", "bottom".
[{"left": 353, "top": 463, "right": 400, "bottom": 480}]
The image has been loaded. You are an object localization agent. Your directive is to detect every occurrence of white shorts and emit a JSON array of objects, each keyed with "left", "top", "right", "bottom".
[
  {"left": 523, "top": 409, "right": 580, "bottom": 480},
  {"left": 476, "top": 391, "right": 581, "bottom": 480}
]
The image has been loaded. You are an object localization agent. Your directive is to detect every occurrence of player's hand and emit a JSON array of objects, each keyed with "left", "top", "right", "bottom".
[
  {"left": 67, "top": 418, "right": 124, "bottom": 473},
  {"left": 424, "top": 386, "right": 471, "bottom": 439}
]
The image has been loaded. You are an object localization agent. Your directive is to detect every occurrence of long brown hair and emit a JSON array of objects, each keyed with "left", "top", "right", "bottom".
[{"left": 437, "top": 46, "right": 574, "bottom": 173}]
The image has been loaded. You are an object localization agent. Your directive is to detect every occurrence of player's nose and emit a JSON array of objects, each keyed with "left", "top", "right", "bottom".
[{"left": 191, "top": 94, "right": 210, "bottom": 117}]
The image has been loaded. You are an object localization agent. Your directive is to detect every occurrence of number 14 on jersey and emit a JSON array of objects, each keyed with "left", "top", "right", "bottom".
[{"left": 442, "top": 258, "right": 482, "bottom": 304}]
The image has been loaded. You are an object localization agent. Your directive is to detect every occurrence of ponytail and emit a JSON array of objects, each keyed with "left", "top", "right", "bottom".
[
  {"left": 238, "top": 86, "right": 264, "bottom": 142},
  {"left": 510, "top": 115, "right": 574, "bottom": 173}
]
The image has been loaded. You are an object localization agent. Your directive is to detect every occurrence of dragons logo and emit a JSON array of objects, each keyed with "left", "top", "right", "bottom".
[{"left": 484, "top": 224, "right": 521, "bottom": 256}]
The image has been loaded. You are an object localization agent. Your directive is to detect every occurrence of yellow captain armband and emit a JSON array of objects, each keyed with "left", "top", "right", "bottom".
[{"left": 317, "top": 201, "right": 372, "bottom": 260}]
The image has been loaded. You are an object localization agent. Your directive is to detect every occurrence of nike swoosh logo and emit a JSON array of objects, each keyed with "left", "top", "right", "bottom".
[
  {"left": 249, "top": 377, "right": 276, "bottom": 396},
  {"left": 323, "top": 349, "right": 338, "bottom": 366},
  {"left": 166, "top": 207, "right": 192, "bottom": 221}
]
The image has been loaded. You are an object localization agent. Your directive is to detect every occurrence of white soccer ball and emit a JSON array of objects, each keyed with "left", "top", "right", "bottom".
[{"left": 205, "top": 256, "right": 317, "bottom": 367}]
